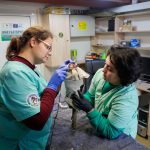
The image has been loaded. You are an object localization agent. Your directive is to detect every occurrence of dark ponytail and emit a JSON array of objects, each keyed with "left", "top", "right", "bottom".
[{"left": 6, "top": 26, "right": 53, "bottom": 60}]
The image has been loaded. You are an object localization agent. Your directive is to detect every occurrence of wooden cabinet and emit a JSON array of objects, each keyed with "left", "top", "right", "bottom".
[{"left": 42, "top": 14, "right": 70, "bottom": 67}]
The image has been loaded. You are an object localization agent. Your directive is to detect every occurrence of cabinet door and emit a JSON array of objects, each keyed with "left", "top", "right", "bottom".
[
  {"left": 45, "top": 14, "right": 70, "bottom": 67},
  {"left": 70, "top": 15, "right": 95, "bottom": 37}
]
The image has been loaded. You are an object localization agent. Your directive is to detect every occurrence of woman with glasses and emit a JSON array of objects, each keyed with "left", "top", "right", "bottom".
[
  {"left": 71, "top": 45, "right": 141, "bottom": 139},
  {"left": 0, "top": 26, "right": 73, "bottom": 150}
]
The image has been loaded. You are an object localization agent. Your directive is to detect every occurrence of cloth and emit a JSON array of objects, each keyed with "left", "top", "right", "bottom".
[
  {"left": 84, "top": 68, "right": 139, "bottom": 139},
  {"left": 0, "top": 61, "right": 52, "bottom": 150},
  {"left": 64, "top": 80, "right": 83, "bottom": 110},
  {"left": 67, "top": 66, "right": 89, "bottom": 80},
  {"left": 65, "top": 66, "right": 89, "bottom": 108}
]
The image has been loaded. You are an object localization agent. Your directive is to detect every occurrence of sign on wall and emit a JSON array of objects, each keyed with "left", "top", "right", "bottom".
[
  {"left": 1, "top": 23, "right": 24, "bottom": 41},
  {"left": 78, "top": 21, "right": 87, "bottom": 30},
  {"left": 0, "top": 15, "right": 31, "bottom": 69}
]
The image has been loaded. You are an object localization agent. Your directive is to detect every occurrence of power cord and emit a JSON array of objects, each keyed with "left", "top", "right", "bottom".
[
  {"left": 46, "top": 92, "right": 61, "bottom": 150},
  {"left": 47, "top": 92, "right": 80, "bottom": 149}
]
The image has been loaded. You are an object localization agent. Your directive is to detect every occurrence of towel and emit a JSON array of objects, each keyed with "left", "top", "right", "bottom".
[{"left": 66, "top": 66, "right": 89, "bottom": 80}]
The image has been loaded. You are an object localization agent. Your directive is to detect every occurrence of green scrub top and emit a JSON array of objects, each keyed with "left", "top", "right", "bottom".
[
  {"left": 0, "top": 61, "right": 52, "bottom": 150},
  {"left": 85, "top": 68, "right": 138, "bottom": 139}
]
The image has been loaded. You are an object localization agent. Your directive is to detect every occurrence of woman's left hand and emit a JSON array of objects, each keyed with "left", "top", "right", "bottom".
[{"left": 71, "top": 90, "right": 93, "bottom": 113}]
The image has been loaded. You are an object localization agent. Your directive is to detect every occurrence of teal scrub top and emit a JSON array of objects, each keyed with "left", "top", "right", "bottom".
[
  {"left": 0, "top": 61, "right": 52, "bottom": 150},
  {"left": 85, "top": 69, "right": 138, "bottom": 138}
]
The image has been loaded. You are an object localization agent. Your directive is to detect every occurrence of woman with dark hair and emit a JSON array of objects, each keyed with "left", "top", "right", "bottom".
[
  {"left": 71, "top": 45, "right": 141, "bottom": 139},
  {"left": 0, "top": 26, "right": 73, "bottom": 150}
]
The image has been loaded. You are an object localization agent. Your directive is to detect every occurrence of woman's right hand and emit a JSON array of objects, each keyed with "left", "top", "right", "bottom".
[
  {"left": 47, "top": 59, "right": 76, "bottom": 91},
  {"left": 47, "top": 65, "right": 68, "bottom": 91}
]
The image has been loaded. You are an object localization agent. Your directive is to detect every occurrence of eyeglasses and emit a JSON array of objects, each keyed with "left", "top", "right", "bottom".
[{"left": 38, "top": 39, "right": 52, "bottom": 51}]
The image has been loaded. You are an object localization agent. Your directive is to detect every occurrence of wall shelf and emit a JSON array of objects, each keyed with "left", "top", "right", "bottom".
[
  {"left": 92, "top": 44, "right": 111, "bottom": 47},
  {"left": 137, "top": 47, "right": 150, "bottom": 51},
  {"left": 92, "top": 11, "right": 150, "bottom": 56},
  {"left": 95, "top": 31, "right": 114, "bottom": 34},
  {"left": 116, "top": 31, "right": 150, "bottom": 33},
  {"left": 115, "top": 12, "right": 150, "bottom": 55}
]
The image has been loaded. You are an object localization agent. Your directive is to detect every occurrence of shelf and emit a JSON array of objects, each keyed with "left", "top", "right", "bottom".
[
  {"left": 93, "top": 11, "right": 150, "bottom": 58},
  {"left": 95, "top": 31, "right": 114, "bottom": 34},
  {"left": 139, "top": 108, "right": 149, "bottom": 113},
  {"left": 117, "top": 11, "right": 150, "bottom": 17},
  {"left": 116, "top": 31, "right": 150, "bottom": 33},
  {"left": 77, "top": 60, "right": 85, "bottom": 64},
  {"left": 137, "top": 47, "right": 150, "bottom": 51},
  {"left": 92, "top": 45, "right": 150, "bottom": 51},
  {"left": 92, "top": 44, "right": 111, "bottom": 48},
  {"left": 138, "top": 120, "right": 148, "bottom": 126}
]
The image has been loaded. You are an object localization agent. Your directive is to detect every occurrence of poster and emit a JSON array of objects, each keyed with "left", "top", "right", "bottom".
[
  {"left": 1, "top": 23, "right": 24, "bottom": 41},
  {"left": 0, "top": 15, "right": 31, "bottom": 70}
]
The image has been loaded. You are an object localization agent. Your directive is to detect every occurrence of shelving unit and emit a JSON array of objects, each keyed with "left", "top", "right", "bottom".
[
  {"left": 91, "top": 17, "right": 115, "bottom": 47},
  {"left": 95, "top": 31, "right": 114, "bottom": 34},
  {"left": 116, "top": 31, "right": 150, "bottom": 33},
  {"left": 91, "top": 11, "right": 150, "bottom": 56},
  {"left": 115, "top": 11, "right": 150, "bottom": 52}
]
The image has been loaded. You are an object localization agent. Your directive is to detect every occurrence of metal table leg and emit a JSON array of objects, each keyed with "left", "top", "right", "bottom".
[{"left": 71, "top": 108, "right": 77, "bottom": 129}]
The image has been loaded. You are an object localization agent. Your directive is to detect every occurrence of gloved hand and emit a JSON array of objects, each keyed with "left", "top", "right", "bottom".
[
  {"left": 79, "top": 84, "right": 85, "bottom": 94},
  {"left": 60, "top": 59, "right": 76, "bottom": 68},
  {"left": 47, "top": 65, "right": 68, "bottom": 91},
  {"left": 71, "top": 90, "right": 93, "bottom": 113},
  {"left": 64, "top": 59, "right": 75, "bottom": 65},
  {"left": 47, "top": 59, "right": 75, "bottom": 91}
]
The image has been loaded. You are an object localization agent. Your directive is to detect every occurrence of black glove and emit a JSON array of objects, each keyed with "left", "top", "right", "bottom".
[
  {"left": 79, "top": 84, "right": 85, "bottom": 94},
  {"left": 71, "top": 90, "right": 93, "bottom": 113}
]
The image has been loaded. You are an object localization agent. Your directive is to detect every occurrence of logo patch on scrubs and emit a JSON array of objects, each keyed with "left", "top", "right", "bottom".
[{"left": 27, "top": 94, "right": 39, "bottom": 107}]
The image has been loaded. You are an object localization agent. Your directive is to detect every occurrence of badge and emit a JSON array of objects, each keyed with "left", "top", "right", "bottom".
[{"left": 27, "top": 94, "right": 39, "bottom": 107}]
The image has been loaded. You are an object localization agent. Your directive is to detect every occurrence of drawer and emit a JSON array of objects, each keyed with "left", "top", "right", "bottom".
[{"left": 138, "top": 124, "right": 147, "bottom": 138}]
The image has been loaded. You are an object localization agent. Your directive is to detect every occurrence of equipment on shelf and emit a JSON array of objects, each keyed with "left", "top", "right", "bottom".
[
  {"left": 138, "top": 104, "right": 149, "bottom": 138},
  {"left": 138, "top": 94, "right": 150, "bottom": 138},
  {"left": 108, "top": 18, "right": 115, "bottom": 32}
]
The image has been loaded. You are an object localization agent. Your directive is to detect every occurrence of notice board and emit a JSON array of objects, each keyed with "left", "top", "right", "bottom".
[{"left": 0, "top": 15, "right": 31, "bottom": 70}]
